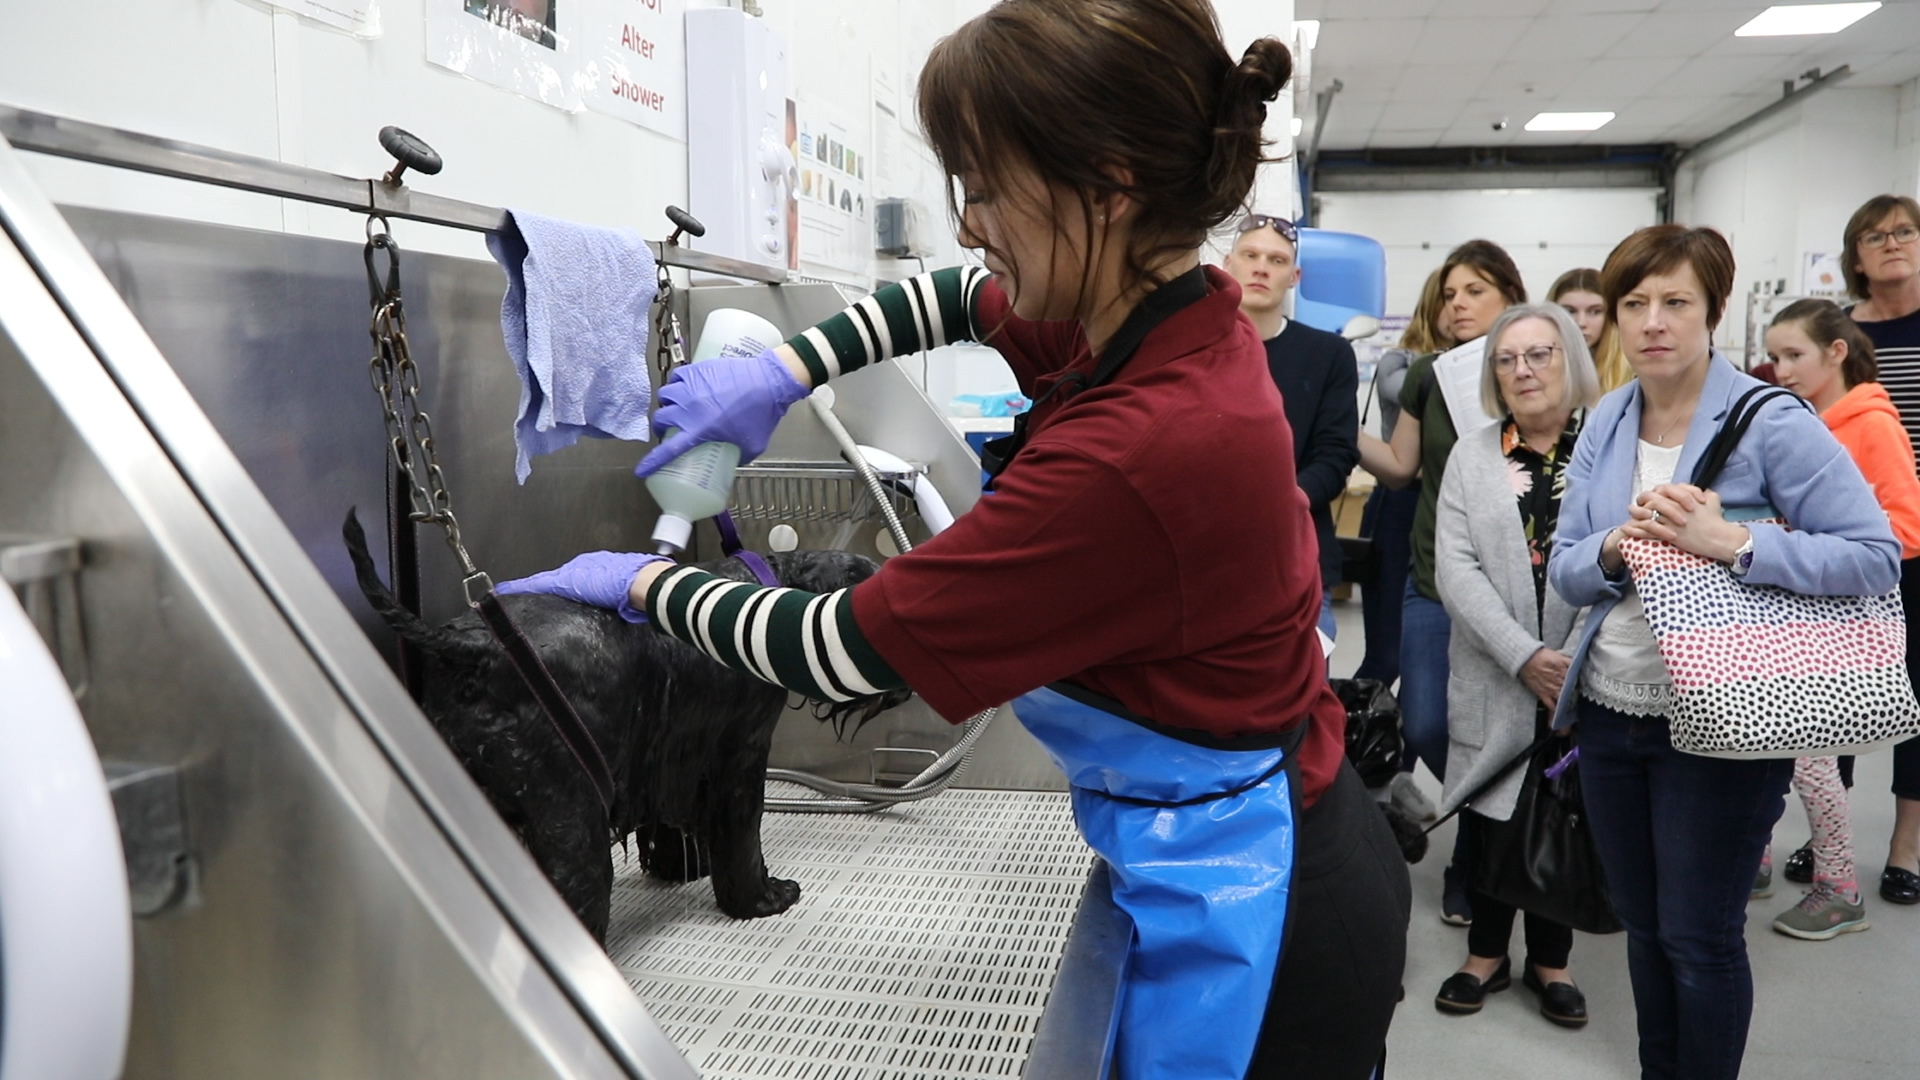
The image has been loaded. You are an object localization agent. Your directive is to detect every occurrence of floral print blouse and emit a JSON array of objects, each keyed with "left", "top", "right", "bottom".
[{"left": 1502, "top": 416, "right": 1582, "bottom": 614}]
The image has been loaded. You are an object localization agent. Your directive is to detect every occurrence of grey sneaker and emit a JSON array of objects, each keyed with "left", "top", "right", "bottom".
[
  {"left": 1752, "top": 864, "right": 1773, "bottom": 900},
  {"left": 1772, "top": 883, "right": 1870, "bottom": 941},
  {"left": 1390, "top": 772, "right": 1438, "bottom": 823}
]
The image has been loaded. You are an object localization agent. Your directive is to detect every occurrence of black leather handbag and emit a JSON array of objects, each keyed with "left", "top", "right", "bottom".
[
  {"left": 1334, "top": 365, "right": 1383, "bottom": 587},
  {"left": 1332, "top": 678, "right": 1403, "bottom": 789},
  {"left": 1472, "top": 732, "right": 1623, "bottom": 936}
]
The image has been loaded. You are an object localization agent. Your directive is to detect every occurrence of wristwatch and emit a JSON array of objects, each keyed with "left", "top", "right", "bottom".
[{"left": 1729, "top": 532, "right": 1756, "bottom": 578}]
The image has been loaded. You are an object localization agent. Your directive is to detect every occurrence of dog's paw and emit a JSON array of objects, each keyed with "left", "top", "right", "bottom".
[{"left": 719, "top": 875, "right": 801, "bottom": 919}]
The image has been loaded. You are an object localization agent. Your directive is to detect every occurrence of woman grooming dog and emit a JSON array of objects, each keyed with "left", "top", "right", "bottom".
[{"left": 498, "top": 2, "right": 1410, "bottom": 1076}]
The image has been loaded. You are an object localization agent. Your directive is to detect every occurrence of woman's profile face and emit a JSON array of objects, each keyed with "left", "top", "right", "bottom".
[
  {"left": 1766, "top": 321, "right": 1847, "bottom": 404},
  {"left": 959, "top": 161, "right": 1092, "bottom": 323},
  {"left": 1616, "top": 262, "right": 1713, "bottom": 381},
  {"left": 1442, "top": 265, "right": 1509, "bottom": 344},
  {"left": 1557, "top": 289, "right": 1607, "bottom": 349}
]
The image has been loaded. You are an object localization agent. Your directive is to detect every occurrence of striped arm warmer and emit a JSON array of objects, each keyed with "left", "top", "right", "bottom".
[
  {"left": 786, "top": 266, "right": 991, "bottom": 385},
  {"left": 645, "top": 566, "right": 906, "bottom": 701}
]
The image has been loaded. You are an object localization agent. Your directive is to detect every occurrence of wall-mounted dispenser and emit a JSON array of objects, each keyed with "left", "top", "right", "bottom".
[{"left": 686, "top": 7, "right": 794, "bottom": 278}]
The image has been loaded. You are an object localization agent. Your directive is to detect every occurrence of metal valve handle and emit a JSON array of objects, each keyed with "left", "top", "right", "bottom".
[{"left": 377, "top": 126, "right": 444, "bottom": 185}]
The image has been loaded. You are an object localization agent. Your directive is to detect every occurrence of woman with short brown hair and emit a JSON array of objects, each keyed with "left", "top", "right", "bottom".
[{"left": 1550, "top": 225, "right": 1898, "bottom": 1078}]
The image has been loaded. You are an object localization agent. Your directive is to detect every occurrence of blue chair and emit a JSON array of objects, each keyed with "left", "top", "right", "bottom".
[{"left": 1294, "top": 227, "right": 1386, "bottom": 340}]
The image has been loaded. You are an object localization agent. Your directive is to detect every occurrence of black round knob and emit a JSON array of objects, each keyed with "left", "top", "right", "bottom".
[
  {"left": 665, "top": 205, "right": 706, "bottom": 239},
  {"left": 378, "top": 126, "right": 443, "bottom": 178}
]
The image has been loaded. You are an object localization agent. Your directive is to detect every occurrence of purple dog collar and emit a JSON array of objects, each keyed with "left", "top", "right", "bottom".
[{"left": 714, "top": 509, "right": 780, "bottom": 588}]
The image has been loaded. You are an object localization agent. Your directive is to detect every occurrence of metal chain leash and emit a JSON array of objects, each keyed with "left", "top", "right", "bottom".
[{"left": 364, "top": 216, "right": 491, "bottom": 605}]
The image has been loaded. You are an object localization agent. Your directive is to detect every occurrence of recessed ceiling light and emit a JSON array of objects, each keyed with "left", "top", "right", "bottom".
[
  {"left": 1735, "top": 3, "right": 1881, "bottom": 37},
  {"left": 1291, "top": 116, "right": 1304, "bottom": 137},
  {"left": 1524, "top": 111, "right": 1616, "bottom": 132},
  {"left": 1294, "top": 20, "right": 1320, "bottom": 50}
]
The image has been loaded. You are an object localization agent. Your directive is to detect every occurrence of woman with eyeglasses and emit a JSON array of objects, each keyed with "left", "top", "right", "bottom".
[
  {"left": 1431, "top": 303, "right": 1600, "bottom": 1028},
  {"left": 1358, "top": 239, "right": 1529, "bottom": 927},
  {"left": 492, "top": 3, "right": 1410, "bottom": 1076},
  {"left": 1843, "top": 193, "right": 1920, "bottom": 908}
]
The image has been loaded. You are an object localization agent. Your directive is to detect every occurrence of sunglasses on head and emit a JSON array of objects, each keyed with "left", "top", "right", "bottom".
[{"left": 1236, "top": 214, "right": 1299, "bottom": 243}]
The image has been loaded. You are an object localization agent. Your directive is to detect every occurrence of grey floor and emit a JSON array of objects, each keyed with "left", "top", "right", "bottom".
[{"left": 1326, "top": 597, "right": 1920, "bottom": 1080}]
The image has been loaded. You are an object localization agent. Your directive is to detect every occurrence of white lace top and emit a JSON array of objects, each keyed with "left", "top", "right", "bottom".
[{"left": 1581, "top": 440, "right": 1685, "bottom": 716}]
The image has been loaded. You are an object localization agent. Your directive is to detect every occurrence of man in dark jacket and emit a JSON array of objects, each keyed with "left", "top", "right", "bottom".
[{"left": 1224, "top": 215, "right": 1361, "bottom": 643}]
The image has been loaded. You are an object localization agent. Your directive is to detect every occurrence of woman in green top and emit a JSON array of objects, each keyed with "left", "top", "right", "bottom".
[{"left": 1358, "top": 239, "right": 1527, "bottom": 925}]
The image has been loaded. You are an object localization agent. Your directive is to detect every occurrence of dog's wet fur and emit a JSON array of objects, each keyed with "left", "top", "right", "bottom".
[{"left": 343, "top": 510, "right": 911, "bottom": 942}]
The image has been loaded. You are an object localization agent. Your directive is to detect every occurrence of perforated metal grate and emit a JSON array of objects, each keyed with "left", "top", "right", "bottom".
[{"left": 607, "top": 787, "right": 1093, "bottom": 1079}]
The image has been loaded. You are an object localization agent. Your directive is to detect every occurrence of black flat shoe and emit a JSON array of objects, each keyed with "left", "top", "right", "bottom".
[
  {"left": 1785, "top": 845, "right": 1814, "bottom": 885},
  {"left": 1522, "top": 965, "right": 1589, "bottom": 1029},
  {"left": 1435, "top": 957, "right": 1511, "bottom": 1015},
  {"left": 1883, "top": 866, "right": 1920, "bottom": 905}
]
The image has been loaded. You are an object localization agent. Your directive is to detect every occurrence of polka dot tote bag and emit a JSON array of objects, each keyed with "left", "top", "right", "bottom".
[{"left": 1620, "top": 387, "right": 1920, "bottom": 759}]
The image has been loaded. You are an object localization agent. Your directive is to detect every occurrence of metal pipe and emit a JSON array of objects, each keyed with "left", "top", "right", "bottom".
[
  {"left": 0, "top": 104, "right": 790, "bottom": 285},
  {"left": 1676, "top": 65, "right": 1853, "bottom": 165}
]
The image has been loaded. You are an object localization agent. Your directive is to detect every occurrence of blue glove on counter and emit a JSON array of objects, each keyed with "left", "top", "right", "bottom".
[
  {"left": 495, "top": 551, "right": 669, "bottom": 623},
  {"left": 635, "top": 348, "right": 809, "bottom": 478}
]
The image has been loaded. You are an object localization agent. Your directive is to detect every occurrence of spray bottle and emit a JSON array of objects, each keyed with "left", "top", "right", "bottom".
[{"left": 646, "top": 308, "right": 784, "bottom": 554}]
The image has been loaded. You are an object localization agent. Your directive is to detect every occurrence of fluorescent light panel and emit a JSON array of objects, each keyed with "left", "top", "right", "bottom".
[
  {"left": 1290, "top": 116, "right": 1304, "bottom": 137},
  {"left": 1294, "top": 19, "right": 1320, "bottom": 50},
  {"left": 1524, "top": 111, "right": 1616, "bottom": 132},
  {"left": 1735, "top": 3, "right": 1881, "bottom": 37}
]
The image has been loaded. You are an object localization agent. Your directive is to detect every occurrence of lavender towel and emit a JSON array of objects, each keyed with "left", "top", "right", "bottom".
[{"left": 487, "top": 209, "right": 656, "bottom": 483}]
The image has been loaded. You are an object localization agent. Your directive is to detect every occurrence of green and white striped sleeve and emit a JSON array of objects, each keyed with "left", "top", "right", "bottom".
[
  {"left": 785, "top": 266, "right": 991, "bottom": 386},
  {"left": 644, "top": 566, "right": 905, "bottom": 701}
]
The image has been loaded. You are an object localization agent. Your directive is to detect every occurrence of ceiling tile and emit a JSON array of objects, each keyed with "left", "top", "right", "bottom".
[
  {"left": 1605, "top": 10, "right": 1748, "bottom": 58},
  {"left": 1395, "top": 61, "right": 1494, "bottom": 99},
  {"left": 1510, "top": 13, "right": 1648, "bottom": 59},
  {"left": 1313, "top": 18, "right": 1427, "bottom": 67},
  {"left": 1295, "top": 0, "right": 1441, "bottom": 19},
  {"left": 1417, "top": 17, "right": 1537, "bottom": 63},
  {"left": 1545, "top": 0, "right": 1659, "bottom": 12},
  {"left": 1554, "top": 55, "right": 1689, "bottom": 98},
  {"left": 1377, "top": 96, "right": 1468, "bottom": 130},
  {"left": 1323, "top": 64, "right": 1417, "bottom": 103},
  {"left": 1653, "top": 54, "right": 1799, "bottom": 97},
  {"left": 1366, "top": 130, "right": 1446, "bottom": 149}
]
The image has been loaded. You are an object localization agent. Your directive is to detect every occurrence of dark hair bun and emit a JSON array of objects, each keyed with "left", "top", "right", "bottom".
[{"left": 1224, "top": 38, "right": 1292, "bottom": 110}]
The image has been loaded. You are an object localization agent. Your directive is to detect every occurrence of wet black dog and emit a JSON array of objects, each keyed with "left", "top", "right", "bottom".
[{"left": 343, "top": 511, "right": 910, "bottom": 942}]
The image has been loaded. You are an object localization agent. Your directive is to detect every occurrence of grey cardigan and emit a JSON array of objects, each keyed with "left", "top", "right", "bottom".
[{"left": 1434, "top": 421, "right": 1585, "bottom": 820}]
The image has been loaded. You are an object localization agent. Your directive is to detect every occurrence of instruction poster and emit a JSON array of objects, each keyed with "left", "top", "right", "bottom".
[
  {"left": 795, "top": 105, "right": 871, "bottom": 275},
  {"left": 581, "top": 0, "right": 687, "bottom": 140},
  {"left": 251, "top": 0, "right": 381, "bottom": 35},
  {"left": 425, "top": 0, "right": 583, "bottom": 111}
]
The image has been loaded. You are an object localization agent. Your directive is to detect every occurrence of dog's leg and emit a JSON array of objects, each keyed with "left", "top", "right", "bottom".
[{"left": 707, "top": 786, "right": 801, "bottom": 919}]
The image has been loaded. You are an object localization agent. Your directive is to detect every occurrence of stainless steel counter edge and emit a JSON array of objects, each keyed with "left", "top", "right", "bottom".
[{"left": 0, "top": 132, "right": 694, "bottom": 1079}]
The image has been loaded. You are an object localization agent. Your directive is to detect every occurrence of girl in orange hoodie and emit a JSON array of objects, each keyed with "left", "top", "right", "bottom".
[{"left": 1762, "top": 299, "right": 1920, "bottom": 939}]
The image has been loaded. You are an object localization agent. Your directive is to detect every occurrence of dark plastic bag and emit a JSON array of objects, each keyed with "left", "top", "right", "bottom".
[
  {"left": 1332, "top": 678, "right": 1403, "bottom": 789},
  {"left": 1474, "top": 734, "right": 1623, "bottom": 936}
]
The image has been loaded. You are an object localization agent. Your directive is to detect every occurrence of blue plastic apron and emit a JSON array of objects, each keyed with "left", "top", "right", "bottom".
[{"left": 1014, "top": 684, "right": 1301, "bottom": 1080}]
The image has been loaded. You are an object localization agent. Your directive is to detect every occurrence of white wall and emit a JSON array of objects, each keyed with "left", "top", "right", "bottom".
[
  {"left": 0, "top": 0, "right": 965, "bottom": 276},
  {"left": 1314, "top": 187, "right": 1662, "bottom": 319},
  {"left": 1676, "top": 83, "right": 1918, "bottom": 356}
]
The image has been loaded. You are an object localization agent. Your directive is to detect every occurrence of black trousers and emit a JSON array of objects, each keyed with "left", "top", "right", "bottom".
[
  {"left": 1464, "top": 812, "right": 1574, "bottom": 969},
  {"left": 1248, "top": 760, "right": 1412, "bottom": 1078}
]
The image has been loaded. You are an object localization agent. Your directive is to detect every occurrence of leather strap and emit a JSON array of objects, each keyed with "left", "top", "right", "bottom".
[{"left": 477, "top": 590, "right": 616, "bottom": 814}]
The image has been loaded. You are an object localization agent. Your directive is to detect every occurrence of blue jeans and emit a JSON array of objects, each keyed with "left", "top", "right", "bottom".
[
  {"left": 1397, "top": 579, "right": 1451, "bottom": 780},
  {"left": 1355, "top": 486, "right": 1417, "bottom": 685},
  {"left": 1577, "top": 699, "right": 1792, "bottom": 1080}
]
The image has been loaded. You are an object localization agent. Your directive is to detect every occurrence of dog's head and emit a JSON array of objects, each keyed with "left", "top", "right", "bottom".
[{"left": 701, "top": 549, "right": 913, "bottom": 735}]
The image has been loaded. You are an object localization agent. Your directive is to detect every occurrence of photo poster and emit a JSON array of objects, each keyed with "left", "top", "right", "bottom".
[
  {"left": 581, "top": 0, "right": 686, "bottom": 141},
  {"left": 794, "top": 102, "right": 872, "bottom": 277},
  {"left": 1803, "top": 251, "right": 1846, "bottom": 298},
  {"left": 251, "top": 0, "right": 381, "bottom": 34},
  {"left": 426, "top": 0, "right": 582, "bottom": 111}
]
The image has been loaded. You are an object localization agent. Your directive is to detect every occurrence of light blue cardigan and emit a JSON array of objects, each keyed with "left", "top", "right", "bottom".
[{"left": 1547, "top": 354, "right": 1900, "bottom": 728}]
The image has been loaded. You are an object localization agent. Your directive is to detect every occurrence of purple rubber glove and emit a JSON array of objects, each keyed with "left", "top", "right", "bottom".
[
  {"left": 495, "top": 551, "right": 669, "bottom": 623},
  {"left": 635, "top": 347, "right": 809, "bottom": 478}
]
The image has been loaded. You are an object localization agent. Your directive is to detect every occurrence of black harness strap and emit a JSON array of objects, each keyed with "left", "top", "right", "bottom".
[
  {"left": 979, "top": 266, "right": 1211, "bottom": 485},
  {"left": 477, "top": 591, "right": 617, "bottom": 813}
]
